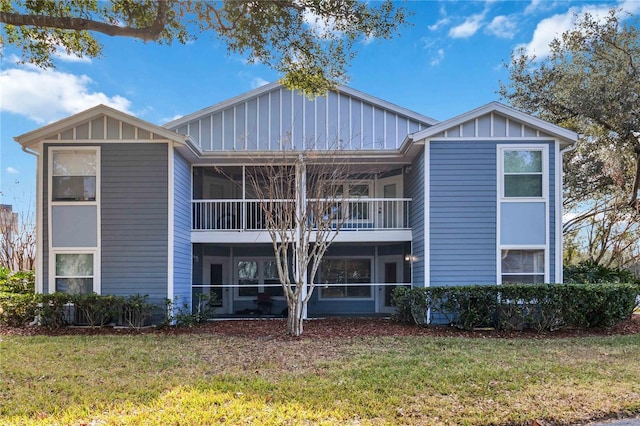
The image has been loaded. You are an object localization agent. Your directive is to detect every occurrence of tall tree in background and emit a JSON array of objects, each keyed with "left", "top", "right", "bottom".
[
  {"left": 500, "top": 8, "right": 640, "bottom": 269},
  {"left": 0, "top": 0, "right": 407, "bottom": 95}
]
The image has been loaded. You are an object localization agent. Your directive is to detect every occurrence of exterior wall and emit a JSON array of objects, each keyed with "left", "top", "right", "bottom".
[
  {"left": 170, "top": 86, "right": 430, "bottom": 151},
  {"left": 407, "top": 148, "right": 425, "bottom": 286},
  {"left": 42, "top": 148, "right": 50, "bottom": 292},
  {"left": 173, "top": 151, "right": 192, "bottom": 306},
  {"left": 429, "top": 141, "right": 498, "bottom": 286},
  {"left": 101, "top": 143, "right": 169, "bottom": 304}
]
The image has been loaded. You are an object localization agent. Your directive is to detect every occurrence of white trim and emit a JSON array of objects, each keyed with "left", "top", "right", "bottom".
[
  {"left": 47, "top": 145, "right": 101, "bottom": 293},
  {"left": 167, "top": 145, "right": 175, "bottom": 302},
  {"left": 424, "top": 143, "right": 430, "bottom": 288},
  {"left": 497, "top": 144, "right": 551, "bottom": 284},
  {"left": 35, "top": 143, "right": 44, "bottom": 293},
  {"left": 49, "top": 248, "right": 100, "bottom": 294},
  {"left": 555, "top": 141, "right": 563, "bottom": 283}
]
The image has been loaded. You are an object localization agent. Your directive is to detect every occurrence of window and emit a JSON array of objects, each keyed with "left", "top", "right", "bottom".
[
  {"left": 55, "top": 253, "right": 94, "bottom": 294},
  {"left": 326, "top": 182, "right": 372, "bottom": 221},
  {"left": 237, "top": 259, "right": 283, "bottom": 298},
  {"left": 52, "top": 150, "right": 97, "bottom": 201},
  {"left": 319, "top": 258, "right": 372, "bottom": 299},
  {"left": 501, "top": 250, "right": 545, "bottom": 284},
  {"left": 502, "top": 149, "right": 543, "bottom": 198}
]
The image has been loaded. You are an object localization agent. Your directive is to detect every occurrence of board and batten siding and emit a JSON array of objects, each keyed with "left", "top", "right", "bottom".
[
  {"left": 173, "top": 151, "right": 192, "bottom": 306},
  {"left": 406, "top": 148, "right": 425, "bottom": 286},
  {"left": 101, "top": 143, "right": 169, "bottom": 304},
  {"left": 429, "top": 141, "right": 497, "bottom": 286},
  {"left": 170, "top": 86, "right": 429, "bottom": 152}
]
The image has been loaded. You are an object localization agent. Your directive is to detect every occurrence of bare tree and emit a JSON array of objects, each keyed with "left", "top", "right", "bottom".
[
  {"left": 0, "top": 205, "right": 35, "bottom": 272},
  {"left": 243, "top": 152, "right": 357, "bottom": 336}
]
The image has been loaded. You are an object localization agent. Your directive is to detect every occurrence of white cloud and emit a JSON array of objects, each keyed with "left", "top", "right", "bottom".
[
  {"left": 0, "top": 66, "right": 132, "bottom": 123},
  {"left": 519, "top": 3, "right": 633, "bottom": 59},
  {"left": 6, "top": 167, "right": 19, "bottom": 174},
  {"left": 524, "top": 0, "right": 558, "bottom": 15},
  {"left": 428, "top": 17, "right": 451, "bottom": 31},
  {"left": 250, "top": 77, "right": 269, "bottom": 89},
  {"left": 53, "top": 46, "right": 92, "bottom": 64},
  {"left": 448, "top": 13, "right": 486, "bottom": 39},
  {"left": 430, "top": 49, "right": 445, "bottom": 67},
  {"left": 486, "top": 15, "right": 517, "bottom": 39}
]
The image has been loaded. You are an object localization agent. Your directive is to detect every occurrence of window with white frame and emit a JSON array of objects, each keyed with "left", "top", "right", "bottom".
[
  {"left": 237, "top": 259, "right": 283, "bottom": 298},
  {"left": 55, "top": 253, "right": 94, "bottom": 294},
  {"left": 52, "top": 150, "right": 97, "bottom": 202},
  {"left": 501, "top": 250, "right": 545, "bottom": 284},
  {"left": 502, "top": 149, "right": 543, "bottom": 198},
  {"left": 319, "top": 258, "right": 372, "bottom": 299}
]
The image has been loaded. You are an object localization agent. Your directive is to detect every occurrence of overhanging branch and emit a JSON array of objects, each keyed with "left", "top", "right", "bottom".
[{"left": 0, "top": 2, "right": 168, "bottom": 41}]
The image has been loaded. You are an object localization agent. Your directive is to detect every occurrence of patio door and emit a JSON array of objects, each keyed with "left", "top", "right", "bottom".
[
  {"left": 376, "top": 255, "right": 406, "bottom": 314},
  {"left": 203, "top": 256, "right": 231, "bottom": 314},
  {"left": 376, "top": 175, "right": 403, "bottom": 228}
]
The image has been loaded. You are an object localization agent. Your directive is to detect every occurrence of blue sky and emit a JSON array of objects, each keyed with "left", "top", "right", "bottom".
[{"left": 1, "top": 0, "right": 638, "bottom": 217}]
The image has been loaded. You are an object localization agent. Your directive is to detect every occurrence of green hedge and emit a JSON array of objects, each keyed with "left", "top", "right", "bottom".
[
  {"left": 392, "top": 283, "right": 640, "bottom": 331},
  {"left": 0, "top": 293, "right": 155, "bottom": 329}
]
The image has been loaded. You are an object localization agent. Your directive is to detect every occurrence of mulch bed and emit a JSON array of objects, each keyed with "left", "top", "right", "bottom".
[{"left": 1, "top": 314, "right": 639, "bottom": 339}]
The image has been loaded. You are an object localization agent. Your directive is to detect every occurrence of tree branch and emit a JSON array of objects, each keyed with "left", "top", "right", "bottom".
[{"left": 0, "top": 2, "right": 168, "bottom": 41}]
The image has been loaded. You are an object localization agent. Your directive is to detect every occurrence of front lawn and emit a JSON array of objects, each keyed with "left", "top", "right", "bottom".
[{"left": 1, "top": 326, "right": 639, "bottom": 425}]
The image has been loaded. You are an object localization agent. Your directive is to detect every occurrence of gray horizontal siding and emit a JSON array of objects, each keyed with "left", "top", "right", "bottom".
[
  {"left": 430, "top": 142, "right": 497, "bottom": 286},
  {"left": 101, "top": 143, "right": 168, "bottom": 304},
  {"left": 170, "top": 86, "right": 430, "bottom": 152}
]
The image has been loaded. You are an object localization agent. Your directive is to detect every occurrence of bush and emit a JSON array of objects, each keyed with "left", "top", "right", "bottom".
[
  {"left": 38, "top": 293, "right": 72, "bottom": 329},
  {"left": 119, "top": 294, "right": 154, "bottom": 328},
  {"left": 564, "top": 261, "right": 639, "bottom": 284},
  {"left": 71, "top": 293, "right": 122, "bottom": 327},
  {"left": 392, "top": 283, "right": 639, "bottom": 331},
  {"left": 0, "top": 270, "right": 35, "bottom": 294},
  {"left": 0, "top": 293, "right": 38, "bottom": 327}
]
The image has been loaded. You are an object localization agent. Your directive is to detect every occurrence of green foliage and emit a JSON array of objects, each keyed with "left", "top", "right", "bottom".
[
  {"left": 37, "top": 292, "right": 71, "bottom": 329},
  {"left": 70, "top": 293, "right": 121, "bottom": 327},
  {"left": 0, "top": 0, "right": 408, "bottom": 95},
  {"left": 0, "top": 270, "right": 35, "bottom": 294},
  {"left": 564, "top": 261, "right": 639, "bottom": 284},
  {"left": 119, "top": 294, "right": 153, "bottom": 329},
  {"left": 165, "top": 292, "right": 218, "bottom": 327},
  {"left": 392, "top": 283, "right": 639, "bottom": 331},
  {"left": 0, "top": 292, "right": 38, "bottom": 327}
]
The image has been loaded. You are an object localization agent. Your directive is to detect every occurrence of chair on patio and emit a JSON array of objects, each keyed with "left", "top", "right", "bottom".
[{"left": 255, "top": 292, "right": 273, "bottom": 315}]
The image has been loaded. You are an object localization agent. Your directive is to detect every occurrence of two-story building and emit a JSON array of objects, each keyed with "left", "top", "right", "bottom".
[{"left": 14, "top": 82, "right": 577, "bottom": 320}]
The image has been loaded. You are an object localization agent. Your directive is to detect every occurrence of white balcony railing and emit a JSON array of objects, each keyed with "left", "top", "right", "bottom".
[{"left": 192, "top": 198, "right": 411, "bottom": 231}]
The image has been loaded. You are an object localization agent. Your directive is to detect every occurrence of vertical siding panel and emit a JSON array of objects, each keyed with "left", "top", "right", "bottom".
[
  {"left": 212, "top": 112, "right": 223, "bottom": 151},
  {"left": 315, "top": 96, "right": 327, "bottom": 149},
  {"left": 548, "top": 142, "right": 556, "bottom": 282},
  {"left": 42, "top": 147, "right": 50, "bottom": 292},
  {"left": 258, "top": 95, "right": 270, "bottom": 150},
  {"left": 362, "top": 103, "right": 373, "bottom": 149}
]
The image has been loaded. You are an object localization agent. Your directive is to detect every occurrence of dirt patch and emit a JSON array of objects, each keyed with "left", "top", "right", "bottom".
[{"left": 2, "top": 314, "right": 639, "bottom": 339}]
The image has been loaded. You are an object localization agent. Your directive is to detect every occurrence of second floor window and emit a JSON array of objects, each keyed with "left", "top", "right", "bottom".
[
  {"left": 502, "top": 149, "right": 543, "bottom": 198},
  {"left": 52, "top": 150, "right": 97, "bottom": 202}
]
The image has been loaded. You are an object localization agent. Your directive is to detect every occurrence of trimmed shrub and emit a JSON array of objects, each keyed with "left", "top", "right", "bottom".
[
  {"left": 393, "top": 283, "right": 639, "bottom": 331},
  {"left": 38, "top": 293, "right": 71, "bottom": 329},
  {"left": 0, "top": 270, "right": 35, "bottom": 294},
  {"left": 71, "top": 293, "right": 122, "bottom": 327}
]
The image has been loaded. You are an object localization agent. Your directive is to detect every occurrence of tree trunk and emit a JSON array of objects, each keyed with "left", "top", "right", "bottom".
[{"left": 286, "top": 297, "right": 304, "bottom": 336}]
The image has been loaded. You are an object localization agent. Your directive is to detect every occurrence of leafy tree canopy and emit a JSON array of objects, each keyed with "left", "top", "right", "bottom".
[
  {"left": 500, "top": 8, "right": 640, "bottom": 210},
  {"left": 0, "top": 0, "right": 407, "bottom": 96}
]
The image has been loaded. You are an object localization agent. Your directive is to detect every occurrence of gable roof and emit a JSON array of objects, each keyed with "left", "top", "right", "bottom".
[
  {"left": 410, "top": 101, "right": 578, "bottom": 147},
  {"left": 14, "top": 104, "right": 191, "bottom": 149},
  {"left": 163, "top": 82, "right": 439, "bottom": 129}
]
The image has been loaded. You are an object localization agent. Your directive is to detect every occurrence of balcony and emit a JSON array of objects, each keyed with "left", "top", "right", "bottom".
[{"left": 192, "top": 198, "right": 411, "bottom": 232}]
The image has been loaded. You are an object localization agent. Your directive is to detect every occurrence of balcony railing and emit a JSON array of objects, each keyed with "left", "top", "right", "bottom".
[{"left": 192, "top": 198, "right": 411, "bottom": 231}]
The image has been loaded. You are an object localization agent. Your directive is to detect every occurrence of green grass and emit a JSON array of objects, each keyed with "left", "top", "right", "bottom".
[{"left": 1, "top": 333, "right": 639, "bottom": 425}]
